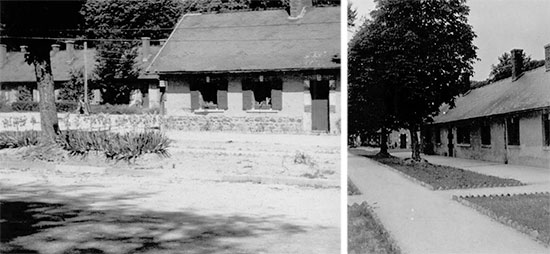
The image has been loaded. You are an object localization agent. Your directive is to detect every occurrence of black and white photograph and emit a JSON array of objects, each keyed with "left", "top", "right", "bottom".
[
  {"left": 348, "top": 0, "right": 549, "bottom": 253},
  {"left": 0, "top": 0, "right": 341, "bottom": 253}
]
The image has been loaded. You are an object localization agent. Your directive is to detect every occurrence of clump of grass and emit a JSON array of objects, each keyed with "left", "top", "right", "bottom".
[
  {"left": 348, "top": 178, "right": 362, "bottom": 196},
  {"left": 0, "top": 131, "right": 40, "bottom": 149},
  {"left": 59, "top": 130, "right": 171, "bottom": 162},
  {"left": 0, "top": 130, "right": 171, "bottom": 163},
  {"left": 293, "top": 150, "right": 316, "bottom": 168},
  {"left": 348, "top": 202, "right": 401, "bottom": 254}
]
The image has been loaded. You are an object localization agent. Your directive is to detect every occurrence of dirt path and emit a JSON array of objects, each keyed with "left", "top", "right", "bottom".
[{"left": 0, "top": 132, "right": 340, "bottom": 254}]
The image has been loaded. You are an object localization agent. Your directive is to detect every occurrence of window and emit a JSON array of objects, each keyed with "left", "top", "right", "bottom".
[
  {"left": 190, "top": 77, "right": 228, "bottom": 110},
  {"left": 242, "top": 77, "right": 282, "bottom": 110},
  {"left": 543, "top": 113, "right": 550, "bottom": 147},
  {"left": 481, "top": 123, "right": 491, "bottom": 146},
  {"left": 507, "top": 117, "right": 520, "bottom": 146},
  {"left": 457, "top": 126, "right": 470, "bottom": 144}
]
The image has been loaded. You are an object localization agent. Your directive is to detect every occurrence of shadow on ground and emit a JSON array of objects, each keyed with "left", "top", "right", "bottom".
[{"left": 0, "top": 184, "right": 307, "bottom": 254}]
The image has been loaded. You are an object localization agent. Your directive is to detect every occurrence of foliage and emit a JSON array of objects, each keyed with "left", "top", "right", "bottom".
[
  {"left": 11, "top": 101, "right": 79, "bottom": 112},
  {"left": 489, "top": 51, "right": 545, "bottom": 82},
  {"left": 90, "top": 104, "right": 144, "bottom": 115},
  {"left": 0, "top": 130, "right": 171, "bottom": 162},
  {"left": 348, "top": 178, "right": 362, "bottom": 196},
  {"left": 0, "top": 131, "right": 40, "bottom": 149},
  {"left": 16, "top": 86, "right": 33, "bottom": 102},
  {"left": 347, "top": 2, "right": 357, "bottom": 28},
  {"left": 59, "top": 130, "right": 171, "bottom": 162},
  {"left": 372, "top": 155, "right": 523, "bottom": 190},
  {"left": 0, "top": 96, "right": 11, "bottom": 112},
  {"left": 58, "top": 68, "right": 94, "bottom": 102},
  {"left": 349, "top": 0, "right": 477, "bottom": 160},
  {"left": 348, "top": 202, "right": 402, "bottom": 254}
]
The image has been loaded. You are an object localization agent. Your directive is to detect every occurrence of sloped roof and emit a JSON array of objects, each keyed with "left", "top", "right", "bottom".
[
  {"left": 0, "top": 46, "right": 160, "bottom": 83},
  {"left": 146, "top": 7, "right": 340, "bottom": 74},
  {"left": 433, "top": 66, "right": 550, "bottom": 124}
]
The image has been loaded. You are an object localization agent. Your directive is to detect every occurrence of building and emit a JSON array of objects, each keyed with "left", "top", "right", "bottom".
[
  {"left": 144, "top": 0, "right": 340, "bottom": 133},
  {"left": 423, "top": 45, "right": 550, "bottom": 168},
  {"left": 0, "top": 38, "right": 158, "bottom": 106}
]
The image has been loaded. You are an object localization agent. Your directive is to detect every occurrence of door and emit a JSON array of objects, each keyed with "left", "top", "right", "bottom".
[
  {"left": 310, "top": 80, "right": 329, "bottom": 132},
  {"left": 400, "top": 134, "right": 407, "bottom": 149},
  {"left": 447, "top": 130, "right": 454, "bottom": 157}
]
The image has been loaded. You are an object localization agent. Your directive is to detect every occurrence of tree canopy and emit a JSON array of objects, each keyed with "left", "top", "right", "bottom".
[
  {"left": 349, "top": 0, "right": 477, "bottom": 160},
  {"left": 489, "top": 51, "right": 545, "bottom": 82}
]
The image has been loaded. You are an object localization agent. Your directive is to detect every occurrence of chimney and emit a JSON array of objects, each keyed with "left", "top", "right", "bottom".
[
  {"left": 20, "top": 45, "right": 28, "bottom": 53},
  {"left": 141, "top": 37, "right": 150, "bottom": 62},
  {"left": 0, "top": 44, "right": 6, "bottom": 67},
  {"left": 289, "top": 0, "right": 312, "bottom": 18},
  {"left": 545, "top": 43, "right": 550, "bottom": 72},
  {"left": 511, "top": 49, "right": 524, "bottom": 81},
  {"left": 65, "top": 40, "right": 75, "bottom": 59}
]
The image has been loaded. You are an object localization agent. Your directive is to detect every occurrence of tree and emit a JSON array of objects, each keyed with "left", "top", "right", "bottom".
[
  {"left": 349, "top": 20, "right": 401, "bottom": 156},
  {"left": 348, "top": 2, "right": 358, "bottom": 29},
  {"left": 351, "top": 0, "right": 477, "bottom": 161},
  {"left": 0, "top": 0, "right": 85, "bottom": 143},
  {"left": 81, "top": 0, "right": 185, "bottom": 104}
]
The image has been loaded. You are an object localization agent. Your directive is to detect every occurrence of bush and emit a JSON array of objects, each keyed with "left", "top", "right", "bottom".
[
  {"left": 0, "top": 130, "right": 171, "bottom": 163},
  {"left": 59, "top": 130, "right": 171, "bottom": 162},
  {"left": 56, "top": 101, "right": 79, "bottom": 112},
  {"left": 11, "top": 101, "right": 79, "bottom": 112},
  {"left": 0, "top": 131, "right": 40, "bottom": 149},
  {"left": 90, "top": 104, "right": 144, "bottom": 114},
  {"left": 11, "top": 101, "right": 38, "bottom": 111}
]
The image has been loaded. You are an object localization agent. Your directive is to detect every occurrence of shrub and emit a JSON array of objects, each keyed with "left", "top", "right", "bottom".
[
  {"left": 11, "top": 101, "right": 38, "bottom": 111},
  {"left": 90, "top": 104, "right": 144, "bottom": 114},
  {"left": 0, "top": 130, "right": 171, "bottom": 163},
  {"left": 0, "top": 96, "right": 11, "bottom": 112},
  {"left": 0, "top": 131, "right": 40, "bottom": 149},
  {"left": 11, "top": 101, "right": 79, "bottom": 112},
  {"left": 59, "top": 130, "right": 171, "bottom": 162},
  {"left": 293, "top": 150, "right": 316, "bottom": 168},
  {"left": 56, "top": 101, "right": 79, "bottom": 112}
]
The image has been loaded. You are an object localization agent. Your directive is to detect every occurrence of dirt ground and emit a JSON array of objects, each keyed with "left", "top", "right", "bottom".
[{"left": 0, "top": 131, "right": 340, "bottom": 254}]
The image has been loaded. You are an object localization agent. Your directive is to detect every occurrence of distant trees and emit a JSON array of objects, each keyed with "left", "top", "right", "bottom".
[
  {"left": 349, "top": 0, "right": 477, "bottom": 161},
  {"left": 347, "top": 2, "right": 358, "bottom": 29},
  {"left": 489, "top": 51, "right": 545, "bottom": 82}
]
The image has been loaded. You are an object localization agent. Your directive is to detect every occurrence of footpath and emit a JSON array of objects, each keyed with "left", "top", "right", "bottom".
[{"left": 348, "top": 150, "right": 549, "bottom": 254}]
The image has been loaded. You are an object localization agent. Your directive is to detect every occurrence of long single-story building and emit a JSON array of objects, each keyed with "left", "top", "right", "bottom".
[
  {"left": 423, "top": 45, "right": 550, "bottom": 168},
  {"left": 0, "top": 38, "right": 158, "bottom": 106},
  {"left": 145, "top": 0, "right": 340, "bottom": 133}
]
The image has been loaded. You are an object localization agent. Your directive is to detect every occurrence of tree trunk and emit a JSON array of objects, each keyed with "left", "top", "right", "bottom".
[
  {"left": 410, "top": 125, "right": 421, "bottom": 161},
  {"left": 33, "top": 57, "right": 59, "bottom": 144},
  {"left": 377, "top": 128, "right": 390, "bottom": 157}
]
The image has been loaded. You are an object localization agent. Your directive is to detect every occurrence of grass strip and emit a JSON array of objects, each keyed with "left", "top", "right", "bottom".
[{"left": 348, "top": 202, "right": 401, "bottom": 254}]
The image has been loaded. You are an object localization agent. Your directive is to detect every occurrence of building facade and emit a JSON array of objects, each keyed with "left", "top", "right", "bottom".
[
  {"left": 145, "top": 0, "right": 340, "bottom": 133},
  {"left": 423, "top": 45, "right": 550, "bottom": 168}
]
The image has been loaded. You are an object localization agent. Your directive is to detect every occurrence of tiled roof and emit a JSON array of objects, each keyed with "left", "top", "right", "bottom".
[
  {"left": 1, "top": 46, "right": 160, "bottom": 83},
  {"left": 433, "top": 66, "right": 550, "bottom": 124},
  {"left": 146, "top": 7, "right": 340, "bottom": 74}
]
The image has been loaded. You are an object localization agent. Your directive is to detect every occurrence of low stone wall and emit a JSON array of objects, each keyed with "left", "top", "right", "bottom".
[{"left": 0, "top": 113, "right": 304, "bottom": 134}]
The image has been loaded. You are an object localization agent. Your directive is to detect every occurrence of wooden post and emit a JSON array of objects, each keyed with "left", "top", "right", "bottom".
[{"left": 83, "top": 41, "right": 90, "bottom": 114}]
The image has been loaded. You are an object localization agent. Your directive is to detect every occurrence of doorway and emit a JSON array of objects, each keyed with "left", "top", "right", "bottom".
[{"left": 310, "top": 80, "right": 329, "bottom": 132}]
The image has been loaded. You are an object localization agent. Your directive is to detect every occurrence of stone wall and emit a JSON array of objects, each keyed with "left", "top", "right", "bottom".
[{"left": 0, "top": 112, "right": 304, "bottom": 134}]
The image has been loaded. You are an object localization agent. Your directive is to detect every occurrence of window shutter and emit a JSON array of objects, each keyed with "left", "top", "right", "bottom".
[
  {"left": 242, "top": 80, "right": 253, "bottom": 110},
  {"left": 217, "top": 90, "right": 227, "bottom": 109},
  {"left": 271, "top": 79, "right": 282, "bottom": 110},
  {"left": 271, "top": 89, "right": 282, "bottom": 110},
  {"left": 190, "top": 82, "right": 200, "bottom": 110}
]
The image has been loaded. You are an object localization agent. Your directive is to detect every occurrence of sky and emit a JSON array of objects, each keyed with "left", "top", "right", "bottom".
[{"left": 349, "top": 0, "right": 550, "bottom": 81}]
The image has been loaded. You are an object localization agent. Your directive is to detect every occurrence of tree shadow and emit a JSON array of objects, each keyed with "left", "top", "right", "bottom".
[{"left": 0, "top": 184, "right": 309, "bottom": 254}]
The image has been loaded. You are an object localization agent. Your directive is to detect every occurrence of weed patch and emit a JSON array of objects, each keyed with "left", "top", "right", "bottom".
[{"left": 348, "top": 202, "right": 401, "bottom": 254}]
